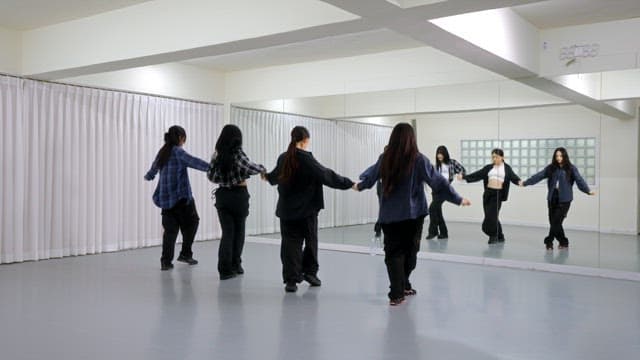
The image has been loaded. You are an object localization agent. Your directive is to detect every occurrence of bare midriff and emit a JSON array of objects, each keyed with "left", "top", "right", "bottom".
[{"left": 487, "top": 179, "right": 503, "bottom": 189}]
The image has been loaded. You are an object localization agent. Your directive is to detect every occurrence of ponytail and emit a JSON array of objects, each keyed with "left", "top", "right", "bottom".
[
  {"left": 279, "top": 126, "right": 310, "bottom": 183},
  {"left": 155, "top": 125, "right": 186, "bottom": 169}
]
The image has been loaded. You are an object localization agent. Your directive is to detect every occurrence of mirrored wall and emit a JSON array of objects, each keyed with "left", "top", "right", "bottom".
[{"left": 232, "top": 73, "right": 640, "bottom": 275}]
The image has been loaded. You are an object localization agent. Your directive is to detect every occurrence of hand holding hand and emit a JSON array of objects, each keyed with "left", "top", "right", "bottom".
[
  {"left": 456, "top": 174, "right": 464, "bottom": 181},
  {"left": 518, "top": 180, "right": 524, "bottom": 187},
  {"left": 352, "top": 183, "right": 360, "bottom": 191},
  {"left": 260, "top": 172, "right": 267, "bottom": 181},
  {"left": 461, "top": 198, "right": 471, "bottom": 206}
]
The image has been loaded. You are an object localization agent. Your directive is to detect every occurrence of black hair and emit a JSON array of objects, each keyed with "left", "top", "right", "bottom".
[
  {"left": 213, "top": 124, "right": 243, "bottom": 173},
  {"left": 381, "top": 123, "right": 418, "bottom": 197},
  {"left": 435, "top": 145, "right": 451, "bottom": 170},
  {"left": 155, "top": 125, "right": 186, "bottom": 169},
  {"left": 279, "top": 126, "right": 310, "bottom": 183},
  {"left": 547, "top": 147, "right": 573, "bottom": 182}
]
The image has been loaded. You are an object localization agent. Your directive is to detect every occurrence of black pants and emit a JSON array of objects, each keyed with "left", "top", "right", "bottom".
[
  {"left": 161, "top": 199, "right": 200, "bottom": 266},
  {"left": 381, "top": 216, "right": 425, "bottom": 300},
  {"left": 482, "top": 189, "right": 504, "bottom": 239},
  {"left": 280, "top": 216, "right": 319, "bottom": 284},
  {"left": 547, "top": 196, "right": 571, "bottom": 247},
  {"left": 215, "top": 187, "right": 250, "bottom": 276},
  {"left": 428, "top": 195, "right": 447, "bottom": 237}
]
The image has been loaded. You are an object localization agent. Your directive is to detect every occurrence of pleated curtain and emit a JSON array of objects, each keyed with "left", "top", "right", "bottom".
[
  {"left": 230, "top": 106, "right": 391, "bottom": 235},
  {"left": 0, "top": 75, "right": 224, "bottom": 264}
]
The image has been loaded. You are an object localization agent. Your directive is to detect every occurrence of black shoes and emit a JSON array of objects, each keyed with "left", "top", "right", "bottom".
[
  {"left": 160, "top": 263, "right": 174, "bottom": 271},
  {"left": 426, "top": 233, "right": 438, "bottom": 240},
  {"left": 233, "top": 265, "right": 245, "bottom": 275},
  {"left": 177, "top": 256, "right": 198, "bottom": 265},
  {"left": 220, "top": 272, "right": 237, "bottom": 280},
  {"left": 285, "top": 282, "right": 298, "bottom": 292},
  {"left": 303, "top": 274, "right": 322, "bottom": 287},
  {"left": 437, "top": 234, "right": 448, "bottom": 240},
  {"left": 488, "top": 236, "right": 499, "bottom": 244}
]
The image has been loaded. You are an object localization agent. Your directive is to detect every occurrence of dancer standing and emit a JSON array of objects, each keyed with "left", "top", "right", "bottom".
[
  {"left": 208, "top": 124, "right": 266, "bottom": 279},
  {"left": 523, "top": 147, "right": 595, "bottom": 250},
  {"left": 144, "top": 125, "right": 210, "bottom": 270},
  {"left": 265, "top": 126, "right": 355, "bottom": 293},
  {"left": 357, "top": 123, "right": 470, "bottom": 305},
  {"left": 426, "top": 145, "right": 466, "bottom": 240}
]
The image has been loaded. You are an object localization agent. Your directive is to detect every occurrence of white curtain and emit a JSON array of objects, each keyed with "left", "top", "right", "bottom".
[
  {"left": 0, "top": 75, "right": 224, "bottom": 264},
  {"left": 335, "top": 121, "right": 391, "bottom": 226},
  {"left": 230, "top": 106, "right": 391, "bottom": 235}
]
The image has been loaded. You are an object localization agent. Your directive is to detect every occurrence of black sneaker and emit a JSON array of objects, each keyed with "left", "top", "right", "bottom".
[
  {"left": 233, "top": 265, "right": 244, "bottom": 274},
  {"left": 426, "top": 233, "right": 438, "bottom": 240},
  {"left": 161, "top": 263, "right": 174, "bottom": 271},
  {"left": 488, "top": 236, "right": 499, "bottom": 244},
  {"left": 303, "top": 274, "right": 322, "bottom": 287},
  {"left": 177, "top": 256, "right": 198, "bottom": 265},
  {"left": 220, "top": 272, "right": 237, "bottom": 280},
  {"left": 285, "top": 282, "right": 298, "bottom": 292},
  {"left": 437, "top": 234, "right": 448, "bottom": 239}
]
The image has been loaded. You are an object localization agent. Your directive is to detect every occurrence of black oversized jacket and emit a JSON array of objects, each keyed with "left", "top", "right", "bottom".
[
  {"left": 463, "top": 163, "right": 521, "bottom": 202},
  {"left": 266, "top": 149, "right": 354, "bottom": 220}
]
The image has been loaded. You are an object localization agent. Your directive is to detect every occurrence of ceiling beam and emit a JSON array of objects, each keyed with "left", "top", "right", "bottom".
[{"left": 320, "top": 0, "right": 636, "bottom": 119}]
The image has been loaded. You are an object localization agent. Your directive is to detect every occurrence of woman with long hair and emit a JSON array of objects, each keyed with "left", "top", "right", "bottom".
[
  {"left": 461, "top": 148, "right": 522, "bottom": 244},
  {"left": 523, "top": 147, "right": 595, "bottom": 250},
  {"left": 144, "top": 125, "right": 210, "bottom": 270},
  {"left": 265, "top": 126, "right": 355, "bottom": 293},
  {"left": 208, "top": 124, "right": 266, "bottom": 280},
  {"left": 426, "top": 145, "right": 466, "bottom": 240},
  {"left": 357, "top": 123, "right": 470, "bottom": 306}
]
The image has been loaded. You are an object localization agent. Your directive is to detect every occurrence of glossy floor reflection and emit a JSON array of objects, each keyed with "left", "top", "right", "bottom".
[
  {"left": 1, "top": 241, "right": 639, "bottom": 359},
  {"left": 260, "top": 222, "right": 640, "bottom": 273}
]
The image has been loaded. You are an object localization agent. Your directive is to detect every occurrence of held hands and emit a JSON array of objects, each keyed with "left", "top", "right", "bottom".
[
  {"left": 456, "top": 174, "right": 464, "bottom": 181},
  {"left": 518, "top": 180, "right": 524, "bottom": 187},
  {"left": 461, "top": 198, "right": 471, "bottom": 206},
  {"left": 352, "top": 183, "right": 360, "bottom": 191},
  {"left": 260, "top": 172, "right": 267, "bottom": 181}
]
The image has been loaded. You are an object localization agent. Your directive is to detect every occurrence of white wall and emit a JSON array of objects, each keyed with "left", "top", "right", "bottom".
[
  {"left": 61, "top": 63, "right": 225, "bottom": 104},
  {"left": 540, "top": 17, "right": 640, "bottom": 77},
  {"left": 416, "top": 105, "right": 638, "bottom": 235},
  {"left": 0, "top": 26, "right": 21, "bottom": 75}
]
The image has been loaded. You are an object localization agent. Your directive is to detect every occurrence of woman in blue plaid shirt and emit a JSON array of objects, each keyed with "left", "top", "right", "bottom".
[
  {"left": 145, "top": 125, "right": 210, "bottom": 271},
  {"left": 208, "top": 124, "right": 266, "bottom": 280}
]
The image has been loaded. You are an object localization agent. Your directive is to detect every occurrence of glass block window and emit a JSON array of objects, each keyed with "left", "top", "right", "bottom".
[{"left": 460, "top": 137, "right": 597, "bottom": 185}]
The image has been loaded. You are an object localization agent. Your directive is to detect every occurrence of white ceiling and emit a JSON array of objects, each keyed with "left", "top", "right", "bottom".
[
  {"left": 0, "top": 0, "right": 152, "bottom": 30},
  {"left": 513, "top": 0, "right": 640, "bottom": 29},
  {"left": 182, "top": 29, "right": 425, "bottom": 72}
]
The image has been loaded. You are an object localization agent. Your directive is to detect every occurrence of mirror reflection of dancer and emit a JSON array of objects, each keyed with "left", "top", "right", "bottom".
[
  {"left": 265, "top": 126, "right": 355, "bottom": 293},
  {"left": 523, "top": 147, "right": 595, "bottom": 250},
  {"left": 426, "top": 145, "right": 466, "bottom": 240},
  {"left": 208, "top": 125, "right": 266, "bottom": 280},
  {"left": 144, "top": 126, "right": 210, "bottom": 270},
  {"left": 461, "top": 149, "right": 522, "bottom": 244},
  {"left": 357, "top": 124, "right": 470, "bottom": 306}
]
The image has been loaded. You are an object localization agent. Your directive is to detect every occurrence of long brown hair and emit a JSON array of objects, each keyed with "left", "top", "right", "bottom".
[
  {"left": 380, "top": 123, "right": 418, "bottom": 196},
  {"left": 279, "top": 126, "right": 310, "bottom": 183}
]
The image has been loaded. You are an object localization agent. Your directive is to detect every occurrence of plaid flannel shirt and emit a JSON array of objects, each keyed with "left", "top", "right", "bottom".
[
  {"left": 437, "top": 158, "right": 466, "bottom": 183},
  {"left": 207, "top": 149, "right": 265, "bottom": 187},
  {"left": 144, "top": 146, "right": 210, "bottom": 209}
]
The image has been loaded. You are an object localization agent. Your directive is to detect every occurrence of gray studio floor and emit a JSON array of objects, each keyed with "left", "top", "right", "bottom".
[
  {"left": 1, "top": 240, "right": 640, "bottom": 360},
  {"left": 259, "top": 222, "right": 640, "bottom": 273}
]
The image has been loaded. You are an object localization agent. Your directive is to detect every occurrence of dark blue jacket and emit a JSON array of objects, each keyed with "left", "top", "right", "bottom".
[
  {"left": 524, "top": 165, "right": 591, "bottom": 203},
  {"left": 358, "top": 153, "right": 463, "bottom": 224}
]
